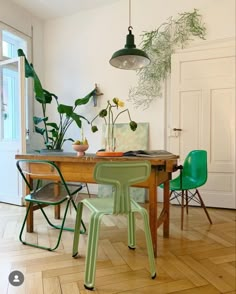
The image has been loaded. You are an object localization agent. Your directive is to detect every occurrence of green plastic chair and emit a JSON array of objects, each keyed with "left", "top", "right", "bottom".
[
  {"left": 72, "top": 161, "right": 156, "bottom": 290},
  {"left": 161, "top": 150, "right": 212, "bottom": 230},
  {"left": 16, "top": 159, "right": 86, "bottom": 251}
]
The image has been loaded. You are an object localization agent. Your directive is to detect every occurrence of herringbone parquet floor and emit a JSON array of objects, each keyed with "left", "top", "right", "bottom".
[{"left": 0, "top": 196, "right": 235, "bottom": 294}]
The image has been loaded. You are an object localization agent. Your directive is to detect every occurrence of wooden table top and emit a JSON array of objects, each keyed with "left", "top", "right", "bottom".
[{"left": 15, "top": 152, "right": 179, "bottom": 169}]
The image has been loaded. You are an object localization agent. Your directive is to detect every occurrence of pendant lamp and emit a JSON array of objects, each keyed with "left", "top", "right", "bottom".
[{"left": 109, "top": 0, "right": 150, "bottom": 70}]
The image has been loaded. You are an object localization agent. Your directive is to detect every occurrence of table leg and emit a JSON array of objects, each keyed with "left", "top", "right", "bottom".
[
  {"left": 55, "top": 205, "right": 60, "bottom": 219},
  {"left": 26, "top": 177, "right": 33, "bottom": 232},
  {"left": 54, "top": 182, "right": 60, "bottom": 219},
  {"left": 26, "top": 202, "right": 33, "bottom": 232},
  {"left": 149, "top": 169, "right": 158, "bottom": 257},
  {"left": 163, "top": 180, "right": 170, "bottom": 237}
]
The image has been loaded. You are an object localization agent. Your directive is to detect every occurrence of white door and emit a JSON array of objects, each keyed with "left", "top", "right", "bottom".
[
  {"left": 168, "top": 39, "right": 235, "bottom": 209},
  {"left": 0, "top": 57, "right": 26, "bottom": 205}
]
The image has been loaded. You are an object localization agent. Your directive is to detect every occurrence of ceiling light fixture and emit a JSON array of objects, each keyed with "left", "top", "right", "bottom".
[{"left": 109, "top": 0, "right": 150, "bottom": 70}]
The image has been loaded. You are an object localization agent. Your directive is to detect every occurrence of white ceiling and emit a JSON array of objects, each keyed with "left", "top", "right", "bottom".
[{"left": 11, "top": 0, "right": 119, "bottom": 20}]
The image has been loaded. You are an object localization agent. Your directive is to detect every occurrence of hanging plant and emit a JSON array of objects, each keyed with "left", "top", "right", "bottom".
[{"left": 128, "top": 9, "right": 206, "bottom": 109}]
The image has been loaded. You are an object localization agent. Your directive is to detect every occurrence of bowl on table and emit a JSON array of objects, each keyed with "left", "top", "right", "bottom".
[{"left": 72, "top": 144, "right": 89, "bottom": 156}]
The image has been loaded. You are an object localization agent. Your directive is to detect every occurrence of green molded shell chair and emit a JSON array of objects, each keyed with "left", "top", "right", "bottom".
[
  {"left": 161, "top": 150, "right": 212, "bottom": 230},
  {"left": 16, "top": 159, "right": 86, "bottom": 251},
  {"left": 72, "top": 161, "right": 156, "bottom": 290}
]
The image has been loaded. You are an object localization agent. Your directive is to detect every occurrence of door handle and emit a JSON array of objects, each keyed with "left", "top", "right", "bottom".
[{"left": 173, "top": 128, "right": 182, "bottom": 131}]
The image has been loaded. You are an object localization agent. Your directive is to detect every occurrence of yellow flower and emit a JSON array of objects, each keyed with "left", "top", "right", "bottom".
[
  {"left": 118, "top": 100, "right": 124, "bottom": 107},
  {"left": 112, "top": 97, "right": 124, "bottom": 107}
]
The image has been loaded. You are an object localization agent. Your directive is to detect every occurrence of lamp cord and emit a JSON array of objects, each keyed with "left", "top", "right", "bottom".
[{"left": 128, "top": 0, "right": 133, "bottom": 31}]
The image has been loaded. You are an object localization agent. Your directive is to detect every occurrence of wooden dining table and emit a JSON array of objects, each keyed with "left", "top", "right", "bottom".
[{"left": 15, "top": 152, "right": 178, "bottom": 257}]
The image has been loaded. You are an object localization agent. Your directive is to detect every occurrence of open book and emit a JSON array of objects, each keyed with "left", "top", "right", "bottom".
[{"left": 123, "top": 150, "right": 176, "bottom": 158}]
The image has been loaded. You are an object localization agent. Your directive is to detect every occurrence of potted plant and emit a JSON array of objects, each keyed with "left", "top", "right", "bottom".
[{"left": 18, "top": 49, "right": 95, "bottom": 151}]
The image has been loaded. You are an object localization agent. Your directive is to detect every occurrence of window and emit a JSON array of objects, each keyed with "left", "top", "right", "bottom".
[{"left": 2, "top": 30, "right": 27, "bottom": 59}]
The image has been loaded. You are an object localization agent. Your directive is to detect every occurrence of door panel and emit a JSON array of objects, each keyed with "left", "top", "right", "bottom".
[
  {"left": 168, "top": 40, "right": 235, "bottom": 208},
  {"left": 0, "top": 57, "right": 26, "bottom": 205},
  {"left": 179, "top": 91, "right": 201, "bottom": 155},
  {"left": 210, "top": 88, "right": 235, "bottom": 172}
]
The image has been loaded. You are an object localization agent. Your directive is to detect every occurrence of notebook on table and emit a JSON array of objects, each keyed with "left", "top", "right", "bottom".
[{"left": 123, "top": 150, "right": 175, "bottom": 158}]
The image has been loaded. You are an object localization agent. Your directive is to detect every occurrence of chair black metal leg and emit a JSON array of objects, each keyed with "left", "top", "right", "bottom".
[
  {"left": 186, "top": 190, "right": 189, "bottom": 215},
  {"left": 181, "top": 190, "right": 184, "bottom": 230}
]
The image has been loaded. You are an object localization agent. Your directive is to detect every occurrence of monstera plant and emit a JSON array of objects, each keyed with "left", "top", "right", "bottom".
[{"left": 18, "top": 49, "right": 95, "bottom": 151}]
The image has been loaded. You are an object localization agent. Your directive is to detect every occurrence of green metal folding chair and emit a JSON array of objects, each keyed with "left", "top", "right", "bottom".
[
  {"left": 16, "top": 159, "right": 86, "bottom": 251},
  {"left": 72, "top": 161, "right": 156, "bottom": 290}
]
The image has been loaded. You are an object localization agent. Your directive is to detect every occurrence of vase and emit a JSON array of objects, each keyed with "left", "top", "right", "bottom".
[{"left": 105, "top": 124, "right": 116, "bottom": 152}]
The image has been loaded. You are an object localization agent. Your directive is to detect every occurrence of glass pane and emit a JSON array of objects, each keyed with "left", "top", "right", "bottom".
[
  {"left": 2, "top": 30, "right": 27, "bottom": 58},
  {"left": 2, "top": 40, "right": 12, "bottom": 58},
  {"left": 1, "top": 62, "right": 19, "bottom": 140}
]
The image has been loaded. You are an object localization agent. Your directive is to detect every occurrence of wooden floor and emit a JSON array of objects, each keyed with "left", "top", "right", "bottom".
[{"left": 0, "top": 196, "right": 235, "bottom": 294}]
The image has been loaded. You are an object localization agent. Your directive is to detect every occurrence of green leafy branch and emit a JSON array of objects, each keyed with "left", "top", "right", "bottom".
[{"left": 128, "top": 9, "right": 206, "bottom": 109}]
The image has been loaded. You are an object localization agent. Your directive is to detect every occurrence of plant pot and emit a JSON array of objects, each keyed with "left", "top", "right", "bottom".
[
  {"left": 40, "top": 149, "right": 63, "bottom": 153},
  {"left": 72, "top": 144, "right": 89, "bottom": 157}
]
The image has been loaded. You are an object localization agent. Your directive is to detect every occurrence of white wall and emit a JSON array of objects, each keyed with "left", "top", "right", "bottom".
[
  {"left": 2, "top": 0, "right": 234, "bottom": 153},
  {"left": 41, "top": 0, "right": 235, "bottom": 153}
]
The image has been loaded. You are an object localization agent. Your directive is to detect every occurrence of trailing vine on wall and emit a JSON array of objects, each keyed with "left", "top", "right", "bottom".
[{"left": 128, "top": 9, "right": 206, "bottom": 109}]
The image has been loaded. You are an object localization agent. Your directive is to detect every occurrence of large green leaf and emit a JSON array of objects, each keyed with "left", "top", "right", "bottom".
[
  {"left": 70, "top": 113, "right": 82, "bottom": 128},
  {"left": 46, "top": 122, "right": 59, "bottom": 130},
  {"left": 63, "top": 138, "right": 74, "bottom": 143},
  {"left": 33, "top": 73, "right": 45, "bottom": 103},
  {"left": 33, "top": 116, "right": 48, "bottom": 125},
  {"left": 77, "top": 114, "right": 90, "bottom": 124},
  {"left": 18, "top": 49, "right": 34, "bottom": 77},
  {"left": 43, "top": 89, "right": 58, "bottom": 104},
  {"left": 44, "top": 89, "right": 58, "bottom": 100},
  {"left": 57, "top": 104, "right": 73, "bottom": 115},
  {"left": 18, "top": 49, "right": 45, "bottom": 104},
  {"left": 74, "top": 89, "right": 95, "bottom": 106},
  {"left": 35, "top": 126, "right": 45, "bottom": 135},
  {"left": 49, "top": 129, "right": 59, "bottom": 138}
]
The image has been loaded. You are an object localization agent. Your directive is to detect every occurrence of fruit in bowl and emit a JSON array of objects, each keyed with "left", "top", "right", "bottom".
[{"left": 72, "top": 138, "right": 89, "bottom": 156}]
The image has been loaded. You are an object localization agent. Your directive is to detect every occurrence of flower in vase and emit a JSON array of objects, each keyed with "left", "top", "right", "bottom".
[{"left": 90, "top": 98, "right": 137, "bottom": 151}]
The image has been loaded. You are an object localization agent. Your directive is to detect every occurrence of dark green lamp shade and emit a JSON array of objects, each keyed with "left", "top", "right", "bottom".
[{"left": 109, "top": 29, "right": 150, "bottom": 70}]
